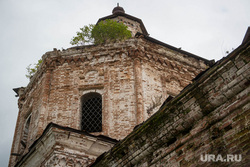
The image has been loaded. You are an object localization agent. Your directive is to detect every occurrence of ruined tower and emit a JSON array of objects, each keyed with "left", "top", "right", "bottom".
[{"left": 9, "top": 5, "right": 212, "bottom": 167}]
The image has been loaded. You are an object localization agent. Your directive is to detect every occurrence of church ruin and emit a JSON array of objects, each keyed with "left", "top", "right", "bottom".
[{"left": 9, "top": 5, "right": 249, "bottom": 167}]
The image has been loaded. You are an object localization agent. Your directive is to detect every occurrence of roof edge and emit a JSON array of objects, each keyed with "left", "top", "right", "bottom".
[
  {"left": 135, "top": 32, "right": 215, "bottom": 66},
  {"left": 14, "top": 122, "right": 118, "bottom": 166},
  {"left": 242, "top": 27, "right": 250, "bottom": 44}
]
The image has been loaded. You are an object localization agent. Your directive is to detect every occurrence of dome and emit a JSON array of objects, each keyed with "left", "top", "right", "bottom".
[{"left": 112, "top": 3, "right": 125, "bottom": 14}]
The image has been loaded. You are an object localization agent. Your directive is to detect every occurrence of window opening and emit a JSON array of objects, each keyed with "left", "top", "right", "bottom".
[
  {"left": 20, "top": 115, "right": 31, "bottom": 154},
  {"left": 81, "top": 93, "right": 102, "bottom": 132},
  {"left": 22, "top": 116, "right": 31, "bottom": 147}
]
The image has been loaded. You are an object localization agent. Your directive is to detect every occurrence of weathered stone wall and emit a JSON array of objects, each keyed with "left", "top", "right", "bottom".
[
  {"left": 9, "top": 37, "right": 209, "bottom": 166},
  {"left": 41, "top": 41, "right": 139, "bottom": 140},
  {"left": 137, "top": 37, "right": 207, "bottom": 119},
  {"left": 15, "top": 123, "right": 116, "bottom": 167},
  {"left": 92, "top": 40, "right": 250, "bottom": 166}
]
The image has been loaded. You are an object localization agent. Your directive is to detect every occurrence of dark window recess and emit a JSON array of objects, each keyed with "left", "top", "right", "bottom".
[
  {"left": 81, "top": 93, "right": 102, "bottom": 132},
  {"left": 19, "top": 115, "right": 31, "bottom": 155},
  {"left": 22, "top": 116, "right": 31, "bottom": 146}
]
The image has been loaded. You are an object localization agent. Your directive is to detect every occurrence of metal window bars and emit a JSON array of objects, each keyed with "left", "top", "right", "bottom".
[{"left": 81, "top": 94, "right": 102, "bottom": 132}]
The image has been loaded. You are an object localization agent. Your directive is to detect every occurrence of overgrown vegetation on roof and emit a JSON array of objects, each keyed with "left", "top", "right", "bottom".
[
  {"left": 26, "top": 59, "right": 42, "bottom": 79},
  {"left": 25, "top": 20, "right": 131, "bottom": 80},
  {"left": 70, "top": 19, "right": 132, "bottom": 45}
]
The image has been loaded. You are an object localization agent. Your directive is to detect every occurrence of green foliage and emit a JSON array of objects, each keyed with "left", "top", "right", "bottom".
[
  {"left": 92, "top": 19, "right": 132, "bottom": 44},
  {"left": 26, "top": 59, "right": 42, "bottom": 79},
  {"left": 70, "top": 19, "right": 131, "bottom": 45},
  {"left": 70, "top": 24, "right": 95, "bottom": 45}
]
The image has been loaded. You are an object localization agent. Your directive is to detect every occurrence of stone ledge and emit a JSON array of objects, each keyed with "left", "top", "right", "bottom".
[{"left": 14, "top": 123, "right": 117, "bottom": 167}]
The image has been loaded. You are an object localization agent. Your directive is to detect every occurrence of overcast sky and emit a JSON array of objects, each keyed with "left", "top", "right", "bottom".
[{"left": 0, "top": 0, "right": 249, "bottom": 166}]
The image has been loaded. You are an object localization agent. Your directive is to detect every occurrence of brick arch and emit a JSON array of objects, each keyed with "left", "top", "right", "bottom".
[
  {"left": 165, "top": 75, "right": 181, "bottom": 83},
  {"left": 79, "top": 67, "right": 104, "bottom": 80}
]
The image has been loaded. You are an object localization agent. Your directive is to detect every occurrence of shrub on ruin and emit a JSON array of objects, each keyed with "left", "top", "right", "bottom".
[
  {"left": 70, "top": 19, "right": 131, "bottom": 45},
  {"left": 26, "top": 59, "right": 42, "bottom": 79}
]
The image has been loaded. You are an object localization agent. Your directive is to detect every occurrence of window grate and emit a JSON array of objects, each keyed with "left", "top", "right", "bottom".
[{"left": 81, "top": 94, "right": 102, "bottom": 132}]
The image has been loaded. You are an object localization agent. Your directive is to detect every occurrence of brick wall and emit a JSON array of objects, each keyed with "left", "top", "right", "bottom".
[
  {"left": 9, "top": 37, "right": 209, "bottom": 166},
  {"left": 92, "top": 39, "right": 250, "bottom": 166}
]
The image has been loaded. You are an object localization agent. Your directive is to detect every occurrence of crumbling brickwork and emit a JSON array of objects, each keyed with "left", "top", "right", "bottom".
[
  {"left": 91, "top": 37, "right": 250, "bottom": 166},
  {"left": 9, "top": 5, "right": 214, "bottom": 166},
  {"left": 9, "top": 36, "right": 209, "bottom": 166}
]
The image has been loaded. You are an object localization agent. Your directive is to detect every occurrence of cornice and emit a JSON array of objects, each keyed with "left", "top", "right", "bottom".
[{"left": 18, "top": 37, "right": 211, "bottom": 104}]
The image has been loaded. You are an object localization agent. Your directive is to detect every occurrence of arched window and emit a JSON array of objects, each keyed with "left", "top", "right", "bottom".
[
  {"left": 81, "top": 92, "right": 102, "bottom": 132},
  {"left": 20, "top": 115, "right": 31, "bottom": 152}
]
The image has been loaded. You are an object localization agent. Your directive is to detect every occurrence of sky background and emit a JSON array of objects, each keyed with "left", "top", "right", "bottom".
[{"left": 0, "top": 0, "right": 249, "bottom": 166}]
